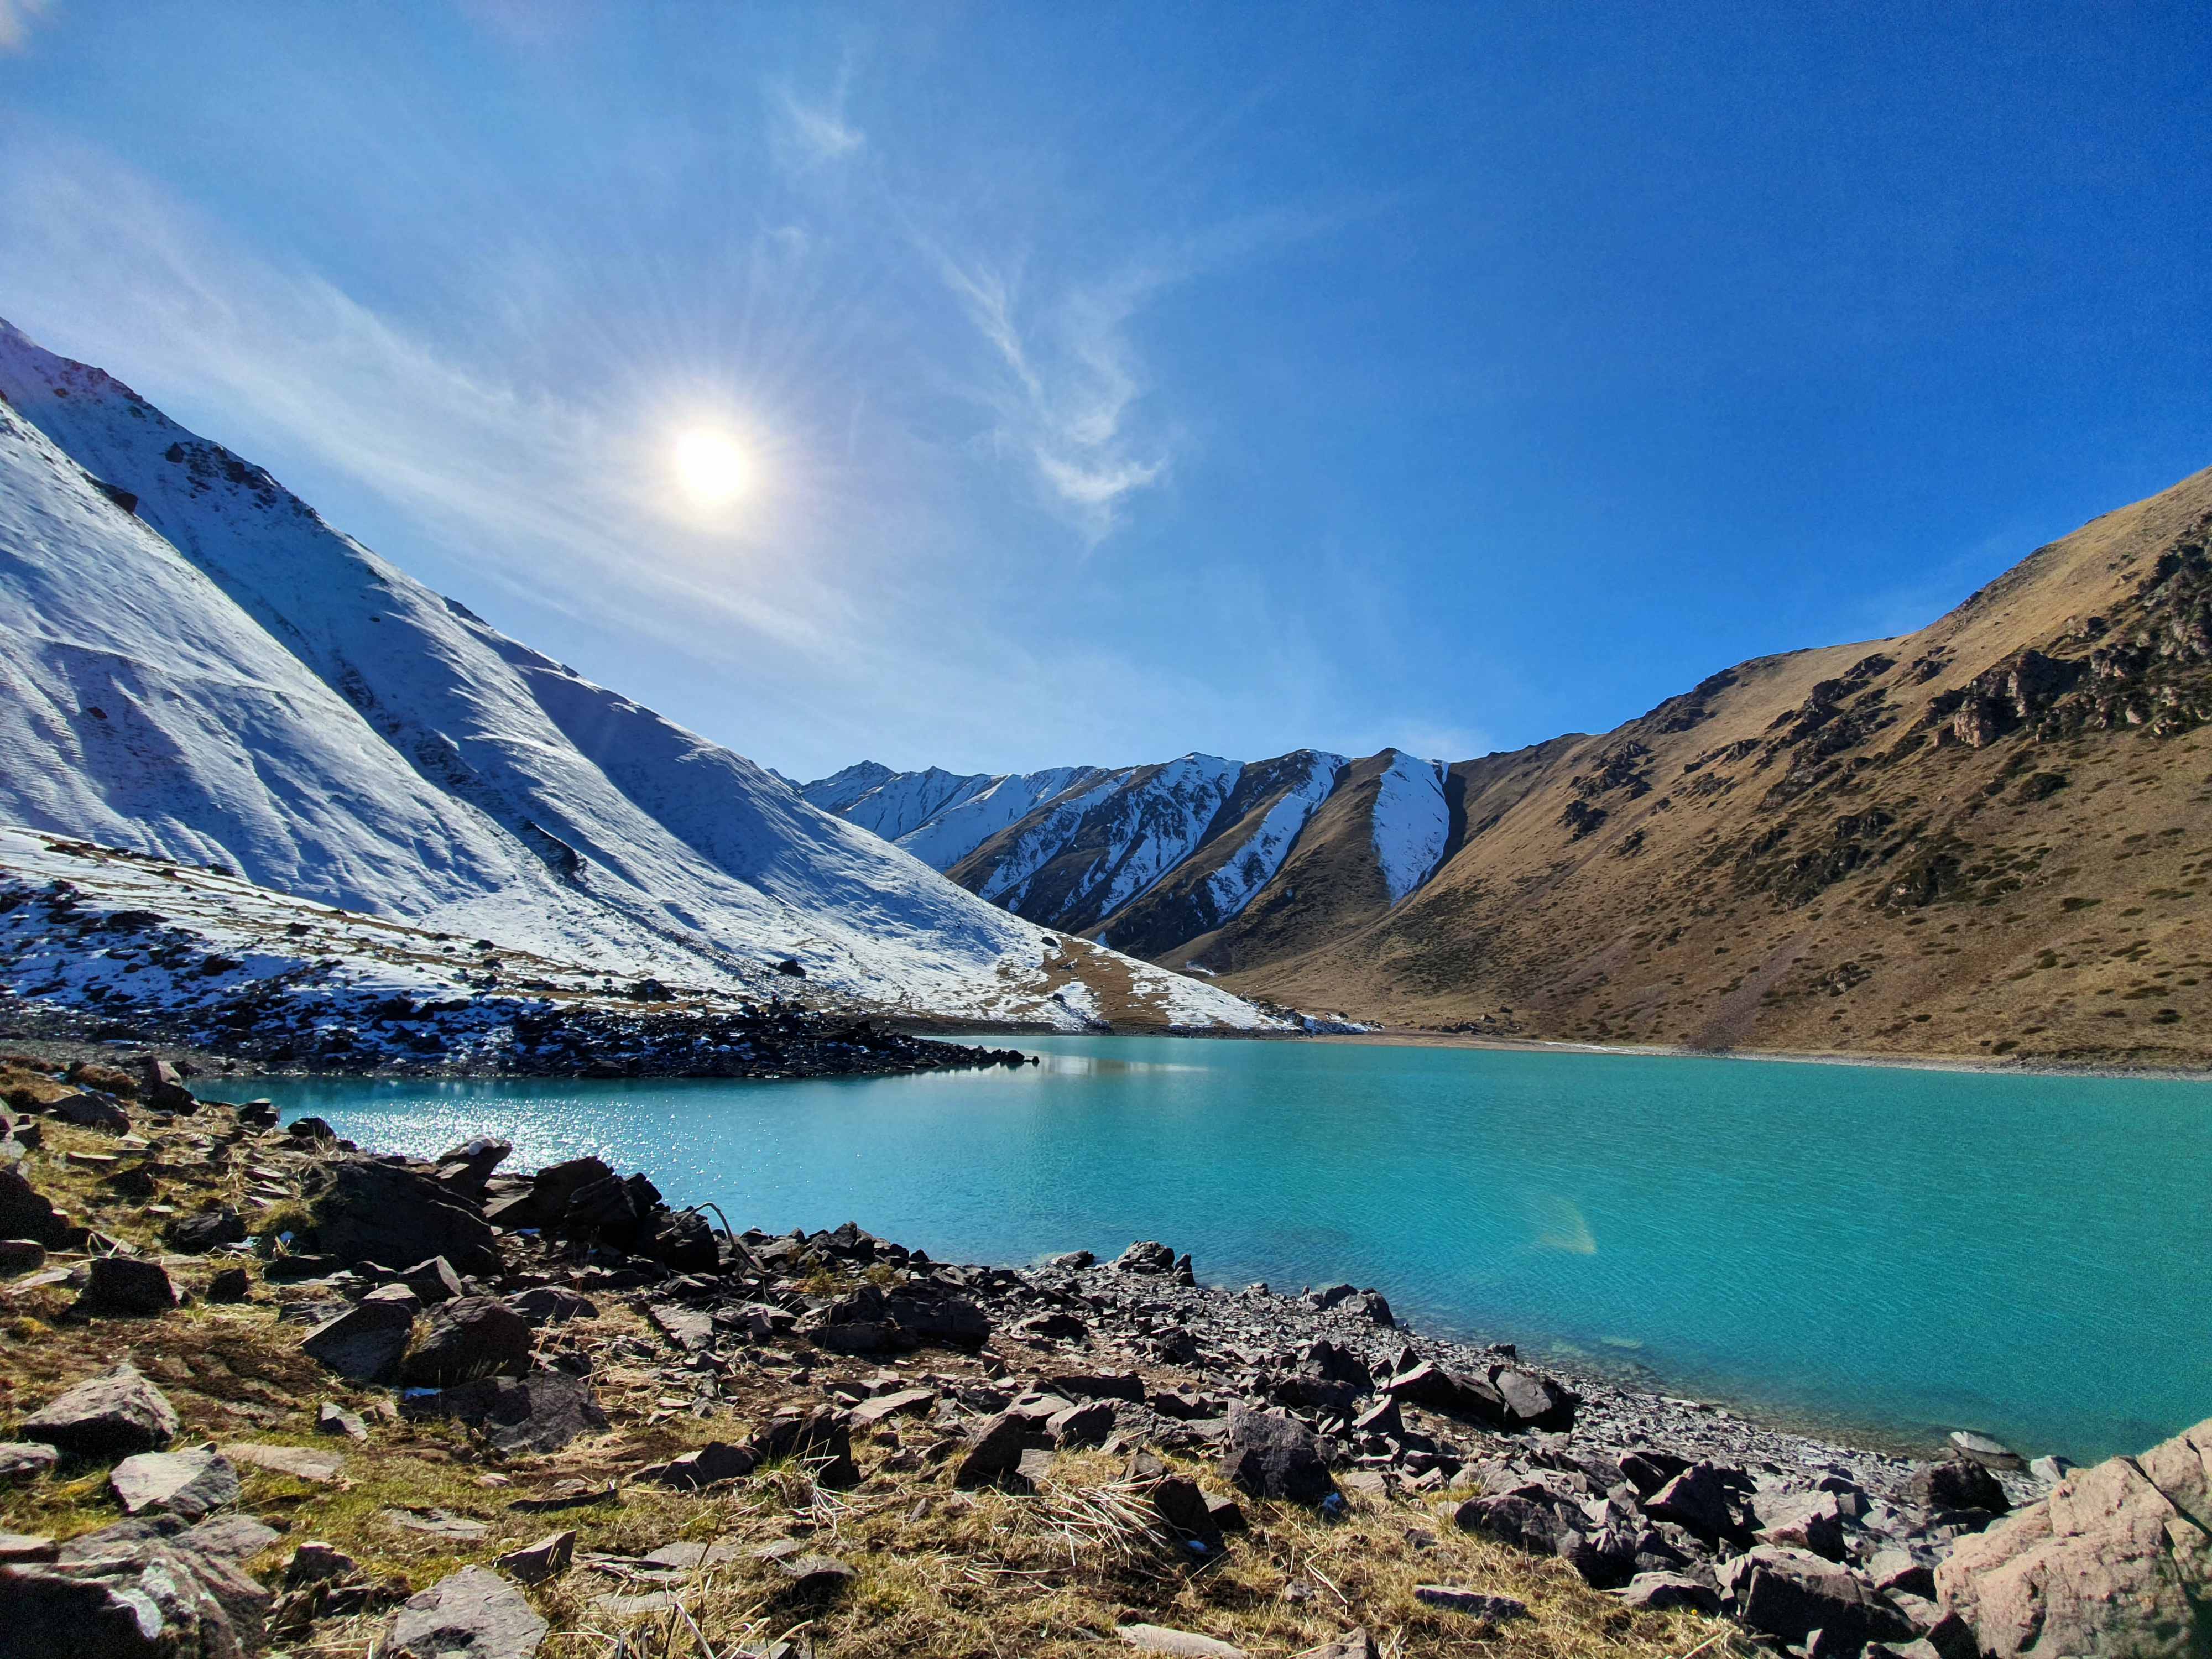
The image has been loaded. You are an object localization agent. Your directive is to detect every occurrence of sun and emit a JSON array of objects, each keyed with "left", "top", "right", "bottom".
[{"left": 672, "top": 428, "right": 752, "bottom": 506}]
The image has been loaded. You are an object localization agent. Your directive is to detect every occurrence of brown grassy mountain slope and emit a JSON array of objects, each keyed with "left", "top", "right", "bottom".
[{"left": 1219, "top": 463, "right": 2212, "bottom": 1066}]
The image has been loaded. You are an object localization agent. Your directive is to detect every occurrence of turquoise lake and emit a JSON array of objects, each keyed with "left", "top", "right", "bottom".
[{"left": 247, "top": 1036, "right": 2212, "bottom": 1464}]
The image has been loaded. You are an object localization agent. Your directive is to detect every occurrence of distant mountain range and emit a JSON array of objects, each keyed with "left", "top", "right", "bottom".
[
  {"left": 0, "top": 321, "right": 1270, "bottom": 1033},
  {"left": 807, "top": 463, "right": 2212, "bottom": 1067}
]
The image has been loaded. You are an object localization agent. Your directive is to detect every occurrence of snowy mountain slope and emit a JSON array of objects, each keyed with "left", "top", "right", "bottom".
[
  {"left": 799, "top": 763, "right": 1108, "bottom": 871},
  {"left": 0, "top": 321, "right": 1275, "bottom": 1031},
  {"left": 1370, "top": 749, "right": 1450, "bottom": 904},
  {"left": 804, "top": 745, "right": 1453, "bottom": 973}
]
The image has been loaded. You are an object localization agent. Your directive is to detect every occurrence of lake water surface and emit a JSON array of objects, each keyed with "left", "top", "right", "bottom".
[{"left": 248, "top": 1036, "right": 2212, "bottom": 1464}]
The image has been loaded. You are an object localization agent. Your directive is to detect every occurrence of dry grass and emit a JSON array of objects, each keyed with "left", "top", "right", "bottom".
[{"left": 0, "top": 1095, "right": 1741, "bottom": 1657}]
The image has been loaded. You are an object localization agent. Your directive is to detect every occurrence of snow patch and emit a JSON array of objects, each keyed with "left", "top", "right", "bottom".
[{"left": 1370, "top": 750, "right": 1449, "bottom": 905}]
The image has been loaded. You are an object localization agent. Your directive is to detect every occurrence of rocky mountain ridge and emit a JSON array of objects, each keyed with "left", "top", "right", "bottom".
[{"left": 810, "top": 463, "right": 2212, "bottom": 1065}]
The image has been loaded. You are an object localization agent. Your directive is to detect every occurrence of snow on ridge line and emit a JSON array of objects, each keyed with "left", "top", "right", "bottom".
[
  {"left": 1202, "top": 752, "right": 1347, "bottom": 920},
  {"left": 1371, "top": 749, "right": 1449, "bottom": 905}
]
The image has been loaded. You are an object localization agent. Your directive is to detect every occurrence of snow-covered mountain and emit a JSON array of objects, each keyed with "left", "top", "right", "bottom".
[
  {"left": 799, "top": 743, "right": 1454, "bottom": 967},
  {"left": 0, "top": 320, "right": 1272, "bottom": 1032}
]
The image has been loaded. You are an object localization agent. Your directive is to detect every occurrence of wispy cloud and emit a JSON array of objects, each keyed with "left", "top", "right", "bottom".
[
  {"left": 930, "top": 247, "right": 1170, "bottom": 542},
  {"left": 768, "top": 71, "right": 865, "bottom": 170},
  {"left": 0, "top": 0, "right": 51, "bottom": 53}
]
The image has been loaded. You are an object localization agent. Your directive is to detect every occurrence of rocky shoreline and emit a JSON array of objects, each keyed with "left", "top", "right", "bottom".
[{"left": 1, "top": 1050, "right": 2204, "bottom": 1657}]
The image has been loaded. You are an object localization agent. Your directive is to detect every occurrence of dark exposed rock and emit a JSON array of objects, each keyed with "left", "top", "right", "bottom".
[
  {"left": 1413, "top": 1585, "right": 1528, "bottom": 1621},
  {"left": 402, "top": 1368, "right": 608, "bottom": 1454},
  {"left": 206, "top": 1266, "right": 249, "bottom": 1302},
  {"left": 307, "top": 1158, "right": 499, "bottom": 1277},
  {"left": 50, "top": 1092, "right": 131, "bottom": 1133},
  {"left": 72, "top": 1255, "right": 175, "bottom": 1317},
  {"left": 166, "top": 1207, "right": 247, "bottom": 1254},
  {"left": 1618, "top": 1571, "right": 1721, "bottom": 1613},
  {"left": 19, "top": 1364, "right": 179, "bottom": 1457},
  {"left": 635, "top": 1441, "right": 758, "bottom": 1490},
  {"left": 504, "top": 1286, "right": 596, "bottom": 1326},
  {"left": 0, "top": 1538, "right": 270, "bottom": 1658},
  {"left": 1908, "top": 1457, "right": 2010, "bottom": 1518},
  {"left": 300, "top": 1295, "right": 417, "bottom": 1385},
  {"left": 397, "top": 1256, "right": 465, "bottom": 1304},
  {"left": 1218, "top": 1405, "right": 1335, "bottom": 1505},
  {"left": 1647, "top": 1461, "right": 1753, "bottom": 1543},
  {"left": 748, "top": 1407, "right": 858, "bottom": 1488},
  {"left": 385, "top": 1564, "right": 546, "bottom": 1659},
  {"left": 1115, "top": 1240, "right": 1177, "bottom": 1275},
  {"left": 108, "top": 1448, "right": 239, "bottom": 1521},
  {"left": 954, "top": 1411, "right": 1040, "bottom": 1490},
  {"left": 1718, "top": 1544, "right": 1914, "bottom": 1648},
  {"left": 0, "top": 1168, "right": 74, "bottom": 1248},
  {"left": 0, "top": 1442, "right": 59, "bottom": 1485},
  {"left": 400, "top": 1296, "right": 533, "bottom": 1387}
]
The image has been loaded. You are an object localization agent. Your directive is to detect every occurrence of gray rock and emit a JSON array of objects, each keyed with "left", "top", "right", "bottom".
[
  {"left": 19, "top": 1364, "right": 179, "bottom": 1457},
  {"left": 400, "top": 1295, "right": 533, "bottom": 1387},
  {"left": 1646, "top": 1461, "right": 1749, "bottom": 1542},
  {"left": 1047, "top": 1399, "right": 1117, "bottom": 1446},
  {"left": 316, "top": 1402, "right": 369, "bottom": 1442},
  {"left": 0, "top": 1238, "right": 46, "bottom": 1275},
  {"left": 398, "top": 1256, "right": 466, "bottom": 1304},
  {"left": 1044, "top": 1250, "right": 1094, "bottom": 1270},
  {"left": 299, "top": 1295, "right": 416, "bottom": 1385},
  {"left": 399, "top": 1368, "right": 607, "bottom": 1454},
  {"left": 1907, "top": 1457, "right": 2010, "bottom": 1516},
  {"left": 1948, "top": 1430, "right": 2026, "bottom": 1470},
  {"left": 1937, "top": 1414, "right": 2212, "bottom": 1659},
  {"left": 73, "top": 1255, "right": 176, "bottom": 1318},
  {"left": 1413, "top": 1585, "right": 1529, "bottom": 1621},
  {"left": 953, "top": 1410, "right": 1038, "bottom": 1489},
  {"left": 2027, "top": 1453, "right": 2075, "bottom": 1486},
  {"left": 747, "top": 1407, "right": 858, "bottom": 1488},
  {"left": 1718, "top": 1545, "right": 1913, "bottom": 1648},
  {"left": 494, "top": 1530, "right": 575, "bottom": 1584},
  {"left": 50, "top": 1092, "right": 131, "bottom": 1133},
  {"left": 1307, "top": 1631, "right": 1378, "bottom": 1659},
  {"left": 1218, "top": 1404, "right": 1335, "bottom": 1505},
  {"left": 503, "top": 1286, "right": 595, "bottom": 1326},
  {"left": 166, "top": 1209, "right": 247, "bottom": 1254},
  {"left": 0, "top": 1540, "right": 269, "bottom": 1658},
  {"left": 0, "top": 1531, "right": 57, "bottom": 1563},
  {"left": 0, "top": 1441, "right": 59, "bottom": 1484},
  {"left": 206, "top": 1266, "right": 249, "bottom": 1302},
  {"left": 774, "top": 1552, "right": 855, "bottom": 1592},
  {"left": 635, "top": 1441, "right": 758, "bottom": 1489},
  {"left": 0, "top": 1170, "right": 72, "bottom": 1249},
  {"left": 1753, "top": 1488, "right": 1849, "bottom": 1559},
  {"left": 1616, "top": 1571, "right": 1721, "bottom": 1613},
  {"left": 308, "top": 1158, "right": 501, "bottom": 1277},
  {"left": 849, "top": 1387, "right": 936, "bottom": 1428},
  {"left": 1117, "top": 1625, "right": 1248, "bottom": 1657},
  {"left": 222, "top": 1442, "right": 343, "bottom": 1483},
  {"left": 1114, "top": 1240, "right": 1177, "bottom": 1274},
  {"left": 386, "top": 1564, "right": 547, "bottom": 1658},
  {"left": 109, "top": 1448, "right": 239, "bottom": 1521},
  {"left": 176, "top": 1512, "right": 282, "bottom": 1562},
  {"left": 285, "top": 1540, "right": 357, "bottom": 1585}
]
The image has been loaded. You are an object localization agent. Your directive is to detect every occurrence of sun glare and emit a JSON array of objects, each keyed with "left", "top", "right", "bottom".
[{"left": 672, "top": 428, "right": 752, "bottom": 507}]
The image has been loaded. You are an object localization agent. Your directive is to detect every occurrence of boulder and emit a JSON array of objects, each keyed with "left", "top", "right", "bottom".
[
  {"left": 1718, "top": 1545, "right": 1914, "bottom": 1648},
  {"left": 73, "top": 1255, "right": 176, "bottom": 1317},
  {"left": 747, "top": 1407, "right": 858, "bottom": 1488},
  {"left": 400, "top": 1369, "right": 608, "bottom": 1454},
  {"left": 222, "top": 1443, "right": 343, "bottom": 1483},
  {"left": 645, "top": 1208, "right": 718, "bottom": 1272},
  {"left": 0, "top": 1169, "right": 73, "bottom": 1248},
  {"left": 400, "top": 1296, "right": 533, "bottom": 1387},
  {"left": 316, "top": 1404, "right": 369, "bottom": 1443},
  {"left": 307, "top": 1159, "right": 500, "bottom": 1277},
  {"left": 1117, "top": 1626, "right": 1248, "bottom": 1657},
  {"left": 1935, "top": 1415, "right": 2212, "bottom": 1658},
  {"left": 385, "top": 1564, "right": 547, "bottom": 1659},
  {"left": 494, "top": 1530, "right": 575, "bottom": 1585},
  {"left": 166, "top": 1208, "right": 247, "bottom": 1254},
  {"left": 505, "top": 1156, "right": 614, "bottom": 1231},
  {"left": 635, "top": 1441, "right": 758, "bottom": 1490},
  {"left": 1047, "top": 1399, "right": 1117, "bottom": 1447},
  {"left": 0, "top": 1442, "right": 59, "bottom": 1485},
  {"left": 1218, "top": 1405, "right": 1335, "bottom": 1505},
  {"left": 0, "top": 1239, "right": 45, "bottom": 1275},
  {"left": 1114, "top": 1240, "right": 1177, "bottom": 1274},
  {"left": 434, "top": 1137, "right": 513, "bottom": 1193},
  {"left": 50, "top": 1093, "right": 131, "bottom": 1133},
  {"left": 1493, "top": 1365, "right": 1578, "bottom": 1431},
  {"left": 1646, "top": 1462, "right": 1751, "bottom": 1543},
  {"left": 1949, "top": 1430, "right": 2027, "bottom": 1471},
  {"left": 19, "top": 1364, "right": 179, "bottom": 1457},
  {"left": 849, "top": 1388, "right": 936, "bottom": 1429},
  {"left": 109, "top": 1448, "right": 240, "bottom": 1520},
  {"left": 397, "top": 1256, "right": 466, "bottom": 1304},
  {"left": 1413, "top": 1585, "right": 1529, "bottom": 1621},
  {"left": 503, "top": 1286, "right": 596, "bottom": 1326},
  {"left": 285, "top": 1540, "right": 358, "bottom": 1586},
  {"left": 1910, "top": 1457, "right": 2011, "bottom": 1517},
  {"left": 300, "top": 1295, "right": 416, "bottom": 1385},
  {"left": 1617, "top": 1571, "right": 1722, "bottom": 1613},
  {"left": 139, "top": 1061, "right": 194, "bottom": 1113},
  {"left": 954, "top": 1411, "right": 1038, "bottom": 1490},
  {"left": 206, "top": 1267, "right": 249, "bottom": 1303},
  {"left": 0, "top": 1539, "right": 269, "bottom": 1657},
  {"left": 1754, "top": 1488, "right": 1850, "bottom": 1559}
]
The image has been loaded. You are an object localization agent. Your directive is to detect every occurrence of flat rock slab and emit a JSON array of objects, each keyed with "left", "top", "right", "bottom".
[
  {"left": 643, "top": 1539, "right": 743, "bottom": 1571},
  {"left": 222, "top": 1442, "right": 345, "bottom": 1483},
  {"left": 0, "top": 1440, "right": 60, "bottom": 1483},
  {"left": 1117, "top": 1624, "right": 1250, "bottom": 1657},
  {"left": 645, "top": 1301, "right": 716, "bottom": 1354},
  {"left": 0, "top": 1530, "right": 58, "bottom": 1563},
  {"left": 109, "top": 1448, "right": 240, "bottom": 1520},
  {"left": 388, "top": 1563, "right": 547, "bottom": 1658},
  {"left": 383, "top": 1507, "right": 491, "bottom": 1541},
  {"left": 775, "top": 1552, "right": 855, "bottom": 1592},
  {"left": 1413, "top": 1585, "right": 1529, "bottom": 1622},
  {"left": 19, "top": 1364, "right": 179, "bottom": 1457},
  {"left": 849, "top": 1387, "right": 936, "bottom": 1427}
]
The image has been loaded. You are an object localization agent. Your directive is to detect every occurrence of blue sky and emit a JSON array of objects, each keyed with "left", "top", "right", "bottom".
[{"left": 4, "top": 2, "right": 2209, "bottom": 781}]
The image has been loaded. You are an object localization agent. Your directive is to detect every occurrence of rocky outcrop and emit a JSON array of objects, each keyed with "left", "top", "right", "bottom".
[
  {"left": 306, "top": 1159, "right": 500, "bottom": 1277},
  {"left": 384, "top": 1564, "right": 546, "bottom": 1659},
  {"left": 1936, "top": 1415, "right": 2212, "bottom": 1657}
]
